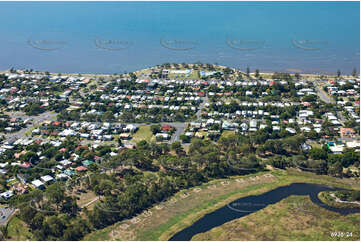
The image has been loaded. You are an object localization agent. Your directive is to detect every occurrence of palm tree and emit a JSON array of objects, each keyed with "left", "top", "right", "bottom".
[
  {"left": 295, "top": 73, "right": 301, "bottom": 80},
  {"left": 352, "top": 67, "right": 358, "bottom": 77}
]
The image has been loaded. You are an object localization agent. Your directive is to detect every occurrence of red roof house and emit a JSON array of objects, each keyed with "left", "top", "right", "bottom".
[
  {"left": 162, "top": 124, "right": 173, "bottom": 132},
  {"left": 20, "top": 162, "right": 31, "bottom": 169},
  {"left": 34, "top": 140, "right": 42, "bottom": 145},
  {"left": 75, "top": 166, "right": 88, "bottom": 172}
]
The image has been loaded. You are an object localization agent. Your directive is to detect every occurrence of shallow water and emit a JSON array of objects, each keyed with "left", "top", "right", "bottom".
[{"left": 0, "top": 2, "right": 359, "bottom": 74}]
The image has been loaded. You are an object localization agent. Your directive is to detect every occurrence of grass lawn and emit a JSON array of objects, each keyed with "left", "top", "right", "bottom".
[
  {"left": 220, "top": 130, "right": 236, "bottom": 139},
  {"left": 83, "top": 169, "right": 359, "bottom": 241},
  {"left": 130, "top": 125, "right": 154, "bottom": 143},
  {"left": 188, "top": 70, "right": 199, "bottom": 79},
  {"left": 192, "top": 195, "right": 359, "bottom": 241},
  {"left": 24, "top": 125, "right": 40, "bottom": 137},
  {"left": 308, "top": 140, "right": 322, "bottom": 148}
]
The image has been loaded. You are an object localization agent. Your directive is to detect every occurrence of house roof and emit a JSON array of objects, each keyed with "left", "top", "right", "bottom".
[
  {"left": 31, "top": 179, "right": 44, "bottom": 187},
  {"left": 40, "top": 175, "right": 54, "bottom": 182},
  {"left": 82, "top": 160, "right": 94, "bottom": 166},
  {"left": 20, "top": 162, "right": 31, "bottom": 168},
  {"left": 340, "top": 128, "right": 355, "bottom": 134},
  {"left": 75, "top": 166, "right": 88, "bottom": 172}
]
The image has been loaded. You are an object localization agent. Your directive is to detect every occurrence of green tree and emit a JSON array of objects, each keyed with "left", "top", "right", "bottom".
[
  {"left": 327, "top": 161, "right": 343, "bottom": 177},
  {"left": 150, "top": 124, "right": 161, "bottom": 135},
  {"left": 180, "top": 134, "right": 190, "bottom": 143},
  {"left": 45, "top": 182, "right": 66, "bottom": 209},
  {"left": 269, "top": 155, "right": 287, "bottom": 169},
  {"left": 44, "top": 215, "right": 67, "bottom": 238},
  {"left": 171, "top": 141, "right": 184, "bottom": 155},
  {"left": 21, "top": 151, "right": 39, "bottom": 163},
  {"left": 102, "top": 111, "right": 115, "bottom": 122},
  {"left": 308, "top": 148, "right": 328, "bottom": 160}
]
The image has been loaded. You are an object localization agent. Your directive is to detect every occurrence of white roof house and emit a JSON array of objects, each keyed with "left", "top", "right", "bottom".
[
  {"left": 32, "top": 179, "right": 45, "bottom": 188},
  {"left": 0, "top": 190, "right": 14, "bottom": 200},
  {"left": 40, "top": 175, "right": 54, "bottom": 183},
  {"left": 329, "top": 146, "right": 344, "bottom": 154},
  {"left": 250, "top": 120, "right": 257, "bottom": 128},
  {"left": 32, "top": 128, "right": 40, "bottom": 134},
  {"left": 59, "top": 129, "right": 76, "bottom": 137},
  {"left": 56, "top": 173, "right": 69, "bottom": 180},
  {"left": 59, "top": 159, "right": 72, "bottom": 167},
  {"left": 346, "top": 141, "right": 360, "bottom": 149},
  {"left": 155, "top": 133, "right": 170, "bottom": 139},
  {"left": 273, "top": 126, "right": 281, "bottom": 132},
  {"left": 300, "top": 127, "right": 311, "bottom": 132},
  {"left": 331, "top": 120, "right": 342, "bottom": 125},
  {"left": 259, "top": 124, "right": 267, "bottom": 129},
  {"left": 286, "top": 128, "right": 297, "bottom": 134},
  {"left": 125, "top": 124, "right": 137, "bottom": 132},
  {"left": 314, "top": 128, "right": 322, "bottom": 133}
]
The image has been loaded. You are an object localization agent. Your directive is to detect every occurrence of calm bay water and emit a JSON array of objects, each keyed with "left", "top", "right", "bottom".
[{"left": 0, "top": 1, "right": 359, "bottom": 74}]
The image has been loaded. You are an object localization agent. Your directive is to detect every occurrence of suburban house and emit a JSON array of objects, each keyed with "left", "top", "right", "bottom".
[{"left": 340, "top": 128, "right": 356, "bottom": 138}]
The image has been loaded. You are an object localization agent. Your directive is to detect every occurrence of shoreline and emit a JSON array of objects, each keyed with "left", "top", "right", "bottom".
[{"left": 0, "top": 68, "right": 357, "bottom": 79}]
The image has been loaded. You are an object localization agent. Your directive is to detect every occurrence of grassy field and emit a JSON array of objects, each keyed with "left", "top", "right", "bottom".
[
  {"left": 130, "top": 125, "right": 154, "bottom": 143},
  {"left": 76, "top": 190, "right": 98, "bottom": 209},
  {"left": 192, "top": 195, "right": 359, "bottom": 241},
  {"left": 318, "top": 191, "right": 360, "bottom": 209},
  {"left": 167, "top": 71, "right": 199, "bottom": 80},
  {"left": 84, "top": 171, "right": 276, "bottom": 241},
  {"left": 6, "top": 216, "right": 34, "bottom": 240},
  {"left": 220, "top": 130, "right": 236, "bottom": 139},
  {"left": 83, "top": 169, "right": 359, "bottom": 241}
]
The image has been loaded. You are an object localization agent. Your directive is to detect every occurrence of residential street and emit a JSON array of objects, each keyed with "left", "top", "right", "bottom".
[
  {"left": 196, "top": 97, "right": 207, "bottom": 120},
  {"left": 315, "top": 85, "right": 335, "bottom": 104},
  {"left": 1, "top": 111, "right": 57, "bottom": 143},
  {"left": 0, "top": 206, "right": 15, "bottom": 226},
  {"left": 336, "top": 111, "right": 347, "bottom": 125}
]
